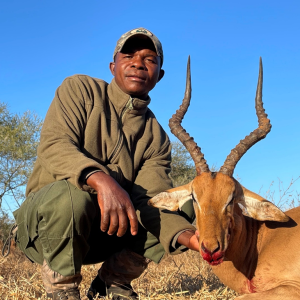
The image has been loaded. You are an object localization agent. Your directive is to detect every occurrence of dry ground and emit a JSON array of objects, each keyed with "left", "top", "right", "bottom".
[{"left": 0, "top": 244, "right": 238, "bottom": 300}]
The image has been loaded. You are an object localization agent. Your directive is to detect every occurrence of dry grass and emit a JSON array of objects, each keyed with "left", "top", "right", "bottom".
[{"left": 0, "top": 244, "right": 238, "bottom": 300}]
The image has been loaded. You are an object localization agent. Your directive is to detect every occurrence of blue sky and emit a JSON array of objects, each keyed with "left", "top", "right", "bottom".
[{"left": 1, "top": 0, "right": 299, "bottom": 209}]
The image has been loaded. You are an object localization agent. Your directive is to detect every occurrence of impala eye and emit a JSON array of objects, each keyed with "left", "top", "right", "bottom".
[
  {"left": 225, "top": 197, "right": 234, "bottom": 213},
  {"left": 191, "top": 193, "right": 197, "bottom": 203}
]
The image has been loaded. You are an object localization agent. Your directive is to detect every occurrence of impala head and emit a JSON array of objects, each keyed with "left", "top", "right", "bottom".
[{"left": 149, "top": 57, "right": 289, "bottom": 266}]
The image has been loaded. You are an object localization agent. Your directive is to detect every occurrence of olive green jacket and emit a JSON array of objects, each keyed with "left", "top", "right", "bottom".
[{"left": 26, "top": 75, "right": 195, "bottom": 254}]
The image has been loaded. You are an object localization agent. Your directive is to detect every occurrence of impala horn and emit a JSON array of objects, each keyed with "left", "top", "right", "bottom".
[
  {"left": 219, "top": 57, "right": 272, "bottom": 177},
  {"left": 169, "top": 56, "right": 210, "bottom": 175}
]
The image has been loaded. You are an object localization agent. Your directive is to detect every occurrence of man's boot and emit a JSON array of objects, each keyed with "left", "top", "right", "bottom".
[
  {"left": 41, "top": 260, "right": 82, "bottom": 300},
  {"left": 87, "top": 249, "right": 151, "bottom": 300}
]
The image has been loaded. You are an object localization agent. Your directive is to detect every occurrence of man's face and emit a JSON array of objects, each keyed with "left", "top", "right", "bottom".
[{"left": 110, "top": 36, "right": 164, "bottom": 99}]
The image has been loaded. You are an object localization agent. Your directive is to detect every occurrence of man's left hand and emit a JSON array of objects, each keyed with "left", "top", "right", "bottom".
[{"left": 177, "top": 230, "right": 199, "bottom": 252}]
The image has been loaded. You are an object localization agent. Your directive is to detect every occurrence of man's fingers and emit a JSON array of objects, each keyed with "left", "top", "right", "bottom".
[
  {"left": 117, "top": 212, "right": 128, "bottom": 237},
  {"left": 97, "top": 189, "right": 137, "bottom": 237},
  {"left": 189, "top": 234, "right": 200, "bottom": 252},
  {"left": 127, "top": 205, "right": 138, "bottom": 236},
  {"left": 100, "top": 209, "right": 110, "bottom": 232},
  {"left": 107, "top": 212, "right": 119, "bottom": 235}
]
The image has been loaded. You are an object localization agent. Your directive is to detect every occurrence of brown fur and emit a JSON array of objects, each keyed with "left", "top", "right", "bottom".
[{"left": 149, "top": 172, "right": 300, "bottom": 299}]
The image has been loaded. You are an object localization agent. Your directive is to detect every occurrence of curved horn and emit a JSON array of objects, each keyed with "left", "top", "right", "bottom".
[
  {"left": 220, "top": 57, "right": 272, "bottom": 177},
  {"left": 169, "top": 56, "right": 210, "bottom": 175}
]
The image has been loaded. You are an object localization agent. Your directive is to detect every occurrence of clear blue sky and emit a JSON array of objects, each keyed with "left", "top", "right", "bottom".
[{"left": 1, "top": 0, "right": 299, "bottom": 209}]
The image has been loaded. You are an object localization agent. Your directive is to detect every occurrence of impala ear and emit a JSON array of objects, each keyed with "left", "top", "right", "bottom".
[
  {"left": 148, "top": 181, "right": 193, "bottom": 211},
  {"left": 236, "top": 185, "right": 289, "bottom": 222}
]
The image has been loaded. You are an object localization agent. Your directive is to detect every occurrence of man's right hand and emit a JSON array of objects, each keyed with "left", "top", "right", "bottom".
[{"left": 86, "top": 172, "right": 138, "bottom": 237}]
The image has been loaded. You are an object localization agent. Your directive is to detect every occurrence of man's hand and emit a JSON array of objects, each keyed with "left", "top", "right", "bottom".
[
  {"left": 177, "top": 230, "right": 199, "bottom": 252},
  {"left": 86, "top": 172, "right": 138, "bottom": 237}
]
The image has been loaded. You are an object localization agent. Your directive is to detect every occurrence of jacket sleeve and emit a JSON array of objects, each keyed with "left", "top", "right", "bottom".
[
  {"left": 130, "top": 128, "right": 195, "bottom": 255},
  {"left": 37, "top": 76, "right": 110, "bottom": 191}
]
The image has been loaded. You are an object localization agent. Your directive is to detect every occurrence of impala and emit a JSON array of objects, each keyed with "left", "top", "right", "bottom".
[{"left": 149, "top": 58, "right": 300, "bottom": 299}]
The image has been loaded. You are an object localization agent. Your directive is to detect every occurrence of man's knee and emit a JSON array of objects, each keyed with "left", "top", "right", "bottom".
[
  {"left": 14, "top": 181, "right": 98, "bottom": 257},
  {"left": 37, "top": 180, "right": 98, "bottom": 236}
]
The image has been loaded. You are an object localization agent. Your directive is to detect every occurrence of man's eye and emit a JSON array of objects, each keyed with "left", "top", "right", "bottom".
[{"left": 146, "top": 58, "right": 156, "bottom": 64}]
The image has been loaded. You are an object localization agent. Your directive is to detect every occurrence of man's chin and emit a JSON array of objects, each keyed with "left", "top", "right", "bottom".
[
  {"left": 125, "top": 86, "right": 149, "bottom": 99},
  {"left": 116, "top": 80, "right": 152, "bottom": 99}
]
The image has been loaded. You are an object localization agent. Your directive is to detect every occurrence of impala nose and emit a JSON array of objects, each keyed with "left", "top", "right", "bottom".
[{"left": 201, "top": 241, "right": 220, "bottom": 255}]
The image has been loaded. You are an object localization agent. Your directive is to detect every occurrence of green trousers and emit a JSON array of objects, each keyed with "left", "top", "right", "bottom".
[{"left": 13, "top": 180, "right": 194, "bottom": 277}]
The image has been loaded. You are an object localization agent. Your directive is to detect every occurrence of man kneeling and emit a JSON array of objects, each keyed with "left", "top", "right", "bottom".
[{"left": 13, "top": 27, "right": 199, "bottom": 300}]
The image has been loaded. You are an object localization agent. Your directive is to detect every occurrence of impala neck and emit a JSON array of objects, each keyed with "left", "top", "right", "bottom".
[{"left": 211, "top": 204, "right": 264, "bottom": 293}]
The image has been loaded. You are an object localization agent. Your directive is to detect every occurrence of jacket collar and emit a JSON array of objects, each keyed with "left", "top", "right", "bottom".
[{"left": 107, "top": 78, "right": 151, "bottom": 116}]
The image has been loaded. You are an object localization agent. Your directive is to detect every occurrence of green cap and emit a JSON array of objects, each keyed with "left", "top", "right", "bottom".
[{"left": 113, "top": 27, "right": 163, "bottom": 66}]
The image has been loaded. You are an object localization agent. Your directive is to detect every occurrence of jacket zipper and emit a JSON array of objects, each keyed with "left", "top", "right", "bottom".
[
  {"left": 109, "top": 97, "right": 133, "bottom": 161},
  {"left": 119, "top": 97, "right": 133, "bottom": 124}
]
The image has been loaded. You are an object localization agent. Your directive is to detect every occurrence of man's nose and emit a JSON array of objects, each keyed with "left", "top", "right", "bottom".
[{"left": 131, "top": 56, "right": 146, "bottom": 70}]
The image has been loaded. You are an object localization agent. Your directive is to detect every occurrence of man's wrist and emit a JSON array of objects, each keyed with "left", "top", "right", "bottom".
[
  {"left": 80, "top": 167, "right": 102, "bottom": 184},
  {"left": 86, "top": 171, "right": 121, "bottom": 193},
  {"left": 176, "top": 229, "right": 199, "bottom": 252},
  {"left": 172, "top": 229, "right": 195, "bottom": 249}
]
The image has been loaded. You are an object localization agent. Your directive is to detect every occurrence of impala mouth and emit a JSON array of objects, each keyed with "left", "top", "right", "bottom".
[
  {"left": 200, "top": 247, "right": 225, "bottom": 266},
  {"left": 208, "top": 256, "right": 224, "bottom": 266},
  {"left": 202, "top": 252, "right": 225, "bottom": 266}
]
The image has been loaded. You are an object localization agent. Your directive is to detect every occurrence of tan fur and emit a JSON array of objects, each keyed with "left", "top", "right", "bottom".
[{"left": 149, "top": 172, "right": 300, "bottom": 299}]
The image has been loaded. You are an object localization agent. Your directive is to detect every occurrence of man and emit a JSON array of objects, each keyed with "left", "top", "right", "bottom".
[{"left": 13, "top": 27, "right": 199, "bottom": 300}]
